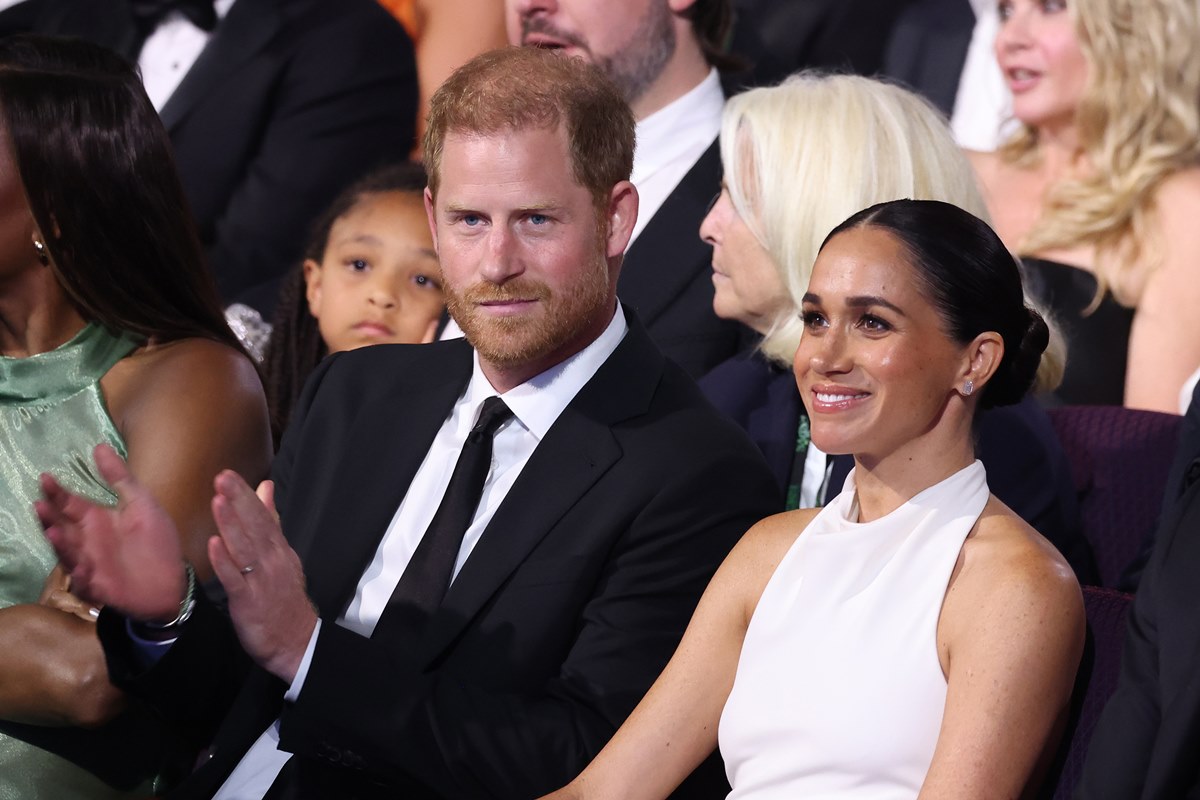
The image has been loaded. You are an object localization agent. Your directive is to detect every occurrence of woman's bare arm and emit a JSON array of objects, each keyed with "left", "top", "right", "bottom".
[
  {"left": 918, "top": 502, "right": 1085, "bottom": 799},
  {"left": 1125, "top": 168, "right": 1200, "bottom": 412}
]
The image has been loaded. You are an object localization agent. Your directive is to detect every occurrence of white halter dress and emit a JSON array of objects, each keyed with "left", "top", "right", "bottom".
[{"left": 718, "top": 461, "right": 989, "bottom": 799}]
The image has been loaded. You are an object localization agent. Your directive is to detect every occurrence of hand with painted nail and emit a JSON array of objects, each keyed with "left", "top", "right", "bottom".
[
  {"left": 209, "top": 473, "right": 317, "bottom": 683},
  {"left": 38, "top": 565, "right": 100, "bottom": 623}
]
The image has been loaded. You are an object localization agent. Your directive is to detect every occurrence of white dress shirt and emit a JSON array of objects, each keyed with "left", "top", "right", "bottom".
[
  {"left": 950, "top": 0, "right": 1016, "bottom": 152},
  {"left": 138, "top": 0, "right": 237, "bottom": 111},
  {"left": 214, "top": 306, "right": 629, "bottom": 799},
  {"left": 628, "top": 67, "right": 724, "bottom": 245}
]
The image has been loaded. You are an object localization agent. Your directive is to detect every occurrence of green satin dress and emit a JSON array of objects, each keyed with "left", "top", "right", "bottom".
[{"left": 0, "top": 323, "right": 145, "bottom": 800}]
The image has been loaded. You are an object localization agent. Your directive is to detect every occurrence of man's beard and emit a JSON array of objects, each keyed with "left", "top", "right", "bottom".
[
  {"left": 520, "top": 3, "right": 677, "bottom": 108},
  {"left": 445, "top": 254, "right": 612, "bottom": 369}
]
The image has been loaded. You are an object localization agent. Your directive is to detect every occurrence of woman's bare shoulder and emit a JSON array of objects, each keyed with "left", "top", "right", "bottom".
[
  {"left": 738, "top": 507, "right": 820, "bottom": 562},
  {"left": 716, "top": 508, "right": 821, "bottom": 617},
  {"left": 954, "top": 497, "right": 1083, "bottom": 614},
  {"left": 103, "top": 337, "right": 265, "bottom": 434},
  {"left": 1153, "top": 167, "right": 1200, "bottom": 231}
]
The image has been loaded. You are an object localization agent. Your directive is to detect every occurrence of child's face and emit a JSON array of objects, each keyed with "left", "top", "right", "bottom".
[{"left": 304, "top": 190, "right": 444, "bottom": 353}]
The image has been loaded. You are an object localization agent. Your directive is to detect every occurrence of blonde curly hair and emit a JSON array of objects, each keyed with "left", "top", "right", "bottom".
[{"left": 999, "top": 0, "right": 1200, "bottom": 306}]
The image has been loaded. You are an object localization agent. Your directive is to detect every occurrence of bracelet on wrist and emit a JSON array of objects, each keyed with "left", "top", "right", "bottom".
[{"left": 140, "top": 561, "right": 196, "bottom": 630}]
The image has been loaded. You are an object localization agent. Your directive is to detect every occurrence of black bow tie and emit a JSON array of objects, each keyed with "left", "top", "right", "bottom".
[{"left": 128, "top": 0, "right": 218, "bottom": 35}]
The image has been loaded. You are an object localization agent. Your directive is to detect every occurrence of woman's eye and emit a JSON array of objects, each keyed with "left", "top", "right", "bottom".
[
  {"left": 347, "top": 259, "right": 369, "bottom": 272},
  {"left": 859, "top": 314, "right": 891, "bottom": 332},
  {"left": 801, "top": 310, "right": 827, "bottom": 330}
]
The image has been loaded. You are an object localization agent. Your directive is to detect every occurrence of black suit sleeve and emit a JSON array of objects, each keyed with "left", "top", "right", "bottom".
[
  {"left": 1075, "top": 467, "right": 1200, "bottom": 799},
  {"left": 275, "top": 434, "right": 779, "bottom": 797}
]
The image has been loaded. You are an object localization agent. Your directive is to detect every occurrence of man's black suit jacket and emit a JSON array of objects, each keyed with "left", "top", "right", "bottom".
[
  {"left": 699, "top": 350, "right": 1096, "bottom": 582},
  {"left": 1076, "top": 389, "right": 1200, "bottom": 800},
  {"left": 618, "top": 139, "right": 751, "bottom": 379},
  {"left": 3, "top": 0, "right": 417, "bottom": 311},
  {"left": 99, "top": 316, "right": 780, "bottom": 798},
  {"left": 879, "top": 0, "right": 976, "bottom": 117}
]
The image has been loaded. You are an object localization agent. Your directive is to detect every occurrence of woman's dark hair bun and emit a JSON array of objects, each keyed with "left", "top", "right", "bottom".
[{"left": 983, "top": 306, "right": 1048, "bottom": 409}]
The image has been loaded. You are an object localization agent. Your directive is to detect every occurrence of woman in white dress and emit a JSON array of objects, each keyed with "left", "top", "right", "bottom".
[{"left": 543, "top": 199, "right": 1084, "bottom": 799}]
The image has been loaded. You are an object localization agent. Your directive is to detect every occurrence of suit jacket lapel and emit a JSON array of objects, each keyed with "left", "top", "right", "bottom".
[
  {"left": 416, "top": 317, "right": 663, "bottom": 665},
  {"left": 158, "top": 0, "right": 282, "bottom": 131},
  {"left": 745, "top": 364, "right": 803, "bottom": 488},
  {"left": 301, "top": 346, "right": 473, "bottom": 616},
  {"left": 617, "top": 139, "right": 721, "bottom": 327}
]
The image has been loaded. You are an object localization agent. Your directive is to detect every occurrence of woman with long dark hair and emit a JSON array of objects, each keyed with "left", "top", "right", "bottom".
[{"left": 0, "top": 35, "right": 271, "bottom": 798}]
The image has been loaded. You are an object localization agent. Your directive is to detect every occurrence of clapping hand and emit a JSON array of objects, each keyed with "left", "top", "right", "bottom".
[
  {"left": 38, "top": 444, "right": 187, "bottom": 622},
  {"left": 208, "top": 472, "right": 317, "bottom": 684}
]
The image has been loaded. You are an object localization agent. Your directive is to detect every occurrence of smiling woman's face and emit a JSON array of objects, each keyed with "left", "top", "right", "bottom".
[{"left": 794, "top": 225, "right": 967, "bottom": 459}]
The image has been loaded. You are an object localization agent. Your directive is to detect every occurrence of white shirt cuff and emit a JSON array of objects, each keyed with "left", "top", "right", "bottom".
[{"left": 284, "top": 618, "right": 322, "bottom": 702}]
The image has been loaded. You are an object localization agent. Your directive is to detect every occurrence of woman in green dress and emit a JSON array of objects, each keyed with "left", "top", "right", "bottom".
[{"left": 0, "top": 35, "right": 272, "bottom": 798}]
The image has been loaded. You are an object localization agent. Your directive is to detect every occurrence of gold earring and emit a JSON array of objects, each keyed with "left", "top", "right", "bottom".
[{"left": 33, "top": 239, "right": 49, "bottom": 266}]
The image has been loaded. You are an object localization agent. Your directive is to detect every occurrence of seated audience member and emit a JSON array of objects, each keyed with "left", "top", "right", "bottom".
[
  {"left": 1076, "top": 382, "right": 1200, "bottom": 798},
  {"left": 0, "top": 35, "right": 270, "bottom": 798},
  {"left": 37, "top": 47, "right": 780, "bottom": 799},
  {"left": 969, "top": 0, "right": 1200, "bottom": 411},
  {"left": 698, "top": 72, "right": 1092, "bottom": 581},
  {"left": 546, "top": 199, "right": 1085, "bottom": 800},
  {"left": 880, "top": 0, "right": 1013, "bottom": 151},
  {"left": 727, "top": 0, "right": 910, "bottom": 88},
  {"left": 263, "top": 162, "right": 444, "bottom": 442},
  {"left": 377, "top": 0, "right": 507, "bottom": 157},
  {"left": 0, "top": 0, "right": 418, "bottom": 314},
  {"left": 503, "top": 0, "right": 749, "bottom": 379}
]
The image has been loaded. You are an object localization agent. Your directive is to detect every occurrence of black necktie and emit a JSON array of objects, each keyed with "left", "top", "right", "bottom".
[
  {"left": 372, "top": 396, "right": 514, "bottom": 646},
  {"left": 128, "top": 0, "right": 218, "bottom": 40}
]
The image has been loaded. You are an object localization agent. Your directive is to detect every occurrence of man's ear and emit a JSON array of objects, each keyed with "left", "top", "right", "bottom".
[
  {"left": 302, "top": 259, "right": 323, "bottom": 318},
  {"left": 959, "top": 330, "right": 1004, "bottom": 396},
  {"left": 605, "top": 181, "right": 639, "bottom": 258},
  {"left": 423, "top": 187, "right": 440, "bottom": 255}
]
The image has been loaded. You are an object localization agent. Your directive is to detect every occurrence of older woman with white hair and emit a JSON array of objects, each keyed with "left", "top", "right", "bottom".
[{"left": 696, "top": 71, "right": 1092, "bottom": 580}]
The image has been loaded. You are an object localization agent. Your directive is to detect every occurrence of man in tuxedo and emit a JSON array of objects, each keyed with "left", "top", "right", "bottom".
[
  {"left": 1075, "top": 383, "right": 1200, "bottom": 799},
  {"left": 504, "top": 0, "right": 749, "bottom": 378},
  {"left": 880, "top": 0, "right": 1013, "bottom": 151},
  {"left": 40, "top": 47, "right": 779, "bottom": 799},
  {"left": 727, "top": 0, "right": 912, "bottom": 88},
  {"left": 0, "top": 0, "right": 417, "bottom": 313}
]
